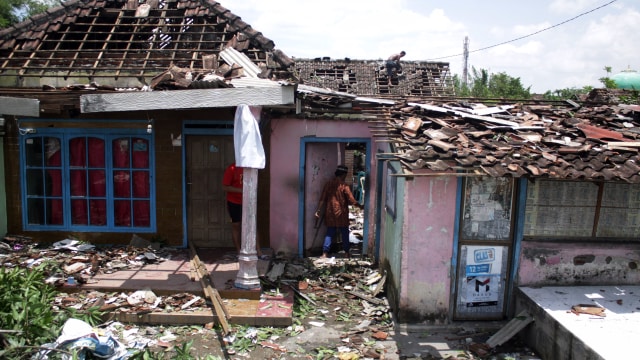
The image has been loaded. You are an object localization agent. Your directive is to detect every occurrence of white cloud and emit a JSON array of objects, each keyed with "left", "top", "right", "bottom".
[
  {"left": 224, "top": 0, "right": 640, "bottom": 93},
  {"left": 549, "top": 0, "right": 606, "bottom": 14}
]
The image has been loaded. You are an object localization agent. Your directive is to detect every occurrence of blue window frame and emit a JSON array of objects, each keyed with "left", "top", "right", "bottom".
[{"left": 20, "top": 128, "right": 155, "bottom": 232}]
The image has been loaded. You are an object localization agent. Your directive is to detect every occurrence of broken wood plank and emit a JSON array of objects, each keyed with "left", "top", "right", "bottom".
[
  {"left": 371, "top": 272, "right": 386, "bottom": 297},
  {"left": 189, "top": 242, "right": 230, "bottom": 334},
  {"left": 485, "top": 310, "right": 533, "bottom": 348},
  {"left": 607, "top": 141, "right": 640, "bottom": 147},
  {"left": 347, "top": 290, "right": 386, "bottom": 306}
]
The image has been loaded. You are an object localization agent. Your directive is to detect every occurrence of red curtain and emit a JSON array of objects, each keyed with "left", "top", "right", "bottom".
[
  {"left": 70, "top": 137, "right": 106, "bottom": 225},
  {"left": 113, "top": 138, "right": 131, "bottom": 226},
  {"left": 88, "top": 139, "right": 106, "bottom": 225},
  {"left": 45, "top": 137, "right": 63, "bottom": 225},
  {"left": 132, "top": 138, "right": 150, "bottom": 227}
]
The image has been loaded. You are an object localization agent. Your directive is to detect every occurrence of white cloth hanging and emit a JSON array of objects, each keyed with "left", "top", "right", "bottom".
[{"left": 234, "top": 104, "right": 265, "bottom": 169}]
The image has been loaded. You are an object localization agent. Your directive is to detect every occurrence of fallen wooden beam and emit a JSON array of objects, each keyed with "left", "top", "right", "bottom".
[
  {"left": 485, "top": 310, "right": 533, "bottom": 348},
  {"left": 189, "top": 242, "right": 230, "bottom": 334}
]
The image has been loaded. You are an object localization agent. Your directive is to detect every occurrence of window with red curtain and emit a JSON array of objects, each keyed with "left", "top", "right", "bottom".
[
  {"left": 69, "top": 137, "right": 106, "bottom": 226},
  {"left": 113, "top": 137, "right": 151, "bottom": 228},
  {"left": 24, "top": 136, "right": 63, "bottom": 225},
  {"left": 22, "top": 132, "right": 153, "bottom": 231}
]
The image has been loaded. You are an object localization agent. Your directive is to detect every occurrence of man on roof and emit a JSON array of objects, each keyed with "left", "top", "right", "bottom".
[{"left": 386, "top": 51, "right": 406, "bottom": 86}]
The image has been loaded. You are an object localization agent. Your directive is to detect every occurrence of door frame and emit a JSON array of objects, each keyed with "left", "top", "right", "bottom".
[
  {"left": 180, "top": 120, "right": 233, "bottom": 248},
  {"left": 450, "top": 176, "right": 525, "bottom": 320},
  {"left": 297, "top": 137, "right": 372, "bottom": 258}
]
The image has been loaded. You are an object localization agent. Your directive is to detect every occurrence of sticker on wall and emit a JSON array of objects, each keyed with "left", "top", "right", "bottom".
[
  {"left": 464, "top": 275, "right": 500, "bottom": 307},
  {"left": 209, "top": 143, "right": 219, "bottom": 153},
  {"left": 462, "top": 246, "right": 504, "bottom": 307}
]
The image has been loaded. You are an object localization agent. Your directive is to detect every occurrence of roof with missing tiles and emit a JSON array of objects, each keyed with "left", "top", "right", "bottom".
[
  {"left": 378, "top": 92, "right": 640, "bottom": 182},
  {"left": 0, "top": 0, "right": 295, "bottom": 87},
  {"left": 294, "top": 58, "right": 454, "bottom": 97}
]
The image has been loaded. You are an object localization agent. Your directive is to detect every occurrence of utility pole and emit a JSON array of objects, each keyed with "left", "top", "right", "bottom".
[{"left": 462, "top": 36, "right": 469, "bottom": 86}]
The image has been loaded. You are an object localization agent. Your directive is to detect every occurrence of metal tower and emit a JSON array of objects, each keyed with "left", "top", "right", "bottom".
[{"left": 462, "top": 36, "right": 469, "bottom": 85}]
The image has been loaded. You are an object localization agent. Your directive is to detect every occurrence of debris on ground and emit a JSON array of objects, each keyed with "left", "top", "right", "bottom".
[
  {"left": 0, "top": 233, "right": 541, "bottom": 359},
  {"left": 0, "top": 234, "right": 173, "bottom": 288},
  {"left": 570, "top": 303, "right": 606, "bottom": 317}
]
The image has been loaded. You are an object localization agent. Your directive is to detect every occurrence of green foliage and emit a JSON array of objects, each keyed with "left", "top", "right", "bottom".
[
  {"left": 173, "top": 340, "right": 195, "bottom": 359},
  {"left": 0, "top": 0, "right": 59, "bottom": 29},
  {"left": 312, "top": 346, "right": 335, "bottom": 360},
  {"left": 0, "top": 265, "right": 65, "bottom": 346},
  {"left": 130, "top": 340, "right": 224, "bottom": 360},
  {"left": 65, "top": 305, "right": 105, "bottom": 327},
  {"left": 619, "top": 90, "right": 640, "bottom": 105},
  {"left": 454, "top": 67, "right": 531, "bottom": 99},
  {"left": 542, "top": 86, "right": 593, "bottom": 100},
  {"left": 599, "top": 65, "right": 617, "bottom": 89}
]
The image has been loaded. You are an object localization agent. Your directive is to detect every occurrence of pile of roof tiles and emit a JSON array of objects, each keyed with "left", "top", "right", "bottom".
[{"left": 384, "top": 92, "right": 640, "bottom": 182}]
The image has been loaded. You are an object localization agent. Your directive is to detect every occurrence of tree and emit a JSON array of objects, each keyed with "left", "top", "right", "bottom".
[
  {"left": 598, "top": 66, "right": 617, "bottom": 89},
  {"left": 542, "top": 86, "right": 593, "bottom": 101},
  {"left": 0, "top": 0, "right": 59, "bottom": 29},
  {"left": 454, "top": 66, "right": 531, "bottom": 99}
]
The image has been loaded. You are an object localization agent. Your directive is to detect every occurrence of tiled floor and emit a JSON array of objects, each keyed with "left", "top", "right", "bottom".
[{"left": 83, "top": 247, "right": 292, "bottom": 326}]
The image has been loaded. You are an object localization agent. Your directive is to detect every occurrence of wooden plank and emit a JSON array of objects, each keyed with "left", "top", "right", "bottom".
[
  {"left": 485, "top": 310, "right": 533, "bottom": 348},
  {"left": 607, "top": 141, "right": 640, "bottom": 148},
  {"left": 189, "top": 242, "right": 230, "bottom": 334},
  {"left": 0, "top": 96, "right": 40, "bottom": 117},
  {"left": 80, "top": 86, "right": 295, "bottom": 113}
]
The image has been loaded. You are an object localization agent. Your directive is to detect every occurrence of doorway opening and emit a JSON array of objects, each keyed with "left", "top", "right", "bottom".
[{"left": 298, "top": 138, "right": 371, "bottom": 258}]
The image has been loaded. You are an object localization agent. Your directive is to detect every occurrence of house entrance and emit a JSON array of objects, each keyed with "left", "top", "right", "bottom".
[
  {"left": 453, "top": 177, "right": 516, "bottom": 320},
  {"left": 301, "top": 140, "right": 369, "bottom": 257},
  {"left": 185, "top": 135, "right": 234, "bottom": 248}
]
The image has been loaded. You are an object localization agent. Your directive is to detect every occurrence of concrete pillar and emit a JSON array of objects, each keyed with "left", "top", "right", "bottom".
[{"left": 235, "top": 167, "right": 260, "bottom": 289}]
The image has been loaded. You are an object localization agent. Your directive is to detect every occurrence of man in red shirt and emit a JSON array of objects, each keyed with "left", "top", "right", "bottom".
[{"left": 222, "top": 162, "right": 265, "bottom": 258}]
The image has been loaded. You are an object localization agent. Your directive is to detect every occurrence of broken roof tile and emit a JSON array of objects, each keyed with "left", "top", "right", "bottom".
[{"left": 382, "top": 93, "right": 640, "bottom": 182}]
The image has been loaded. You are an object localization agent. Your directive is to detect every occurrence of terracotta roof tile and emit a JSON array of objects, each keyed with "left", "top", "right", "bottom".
[{"left": 383, "top": 94, "right": 640, "bottom": 182}]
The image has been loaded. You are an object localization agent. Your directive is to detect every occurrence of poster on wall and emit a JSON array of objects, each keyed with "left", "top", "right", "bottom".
[{"left": 463, "top": 246, "right": 504, "bottom": 307}]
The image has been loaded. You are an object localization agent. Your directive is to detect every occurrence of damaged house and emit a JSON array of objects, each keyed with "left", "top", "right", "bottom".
[
  {"left": 0, "top": 0, "right": 302, "bottom": 250},
  {"left": 2, "top": 3, "right": 640, "bottom": 357}
]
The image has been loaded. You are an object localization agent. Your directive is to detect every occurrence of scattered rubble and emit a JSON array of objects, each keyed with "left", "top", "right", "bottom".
[
  {"left": 0, "top": 234, "right": 540, "bottom": 359},
  {"left": 0, "top": 234, "right": 170, "bottom": 288}
]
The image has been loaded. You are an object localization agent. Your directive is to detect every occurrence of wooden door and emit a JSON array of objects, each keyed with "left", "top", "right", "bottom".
[{"left": 186, "top": 135, "right": 234, "bottom": 248}]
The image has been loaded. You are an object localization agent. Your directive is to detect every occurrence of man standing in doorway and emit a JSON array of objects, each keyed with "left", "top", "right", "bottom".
[
  {"left": 222, "top": 162, "right": 266, "bottom": 259},
  {"left": 315, "top": 165, "right": 364, "bottom": 258}
]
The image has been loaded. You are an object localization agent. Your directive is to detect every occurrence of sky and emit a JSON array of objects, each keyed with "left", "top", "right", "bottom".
[{"left": 222, "top": 0, "right": 640, "bottom": 94}]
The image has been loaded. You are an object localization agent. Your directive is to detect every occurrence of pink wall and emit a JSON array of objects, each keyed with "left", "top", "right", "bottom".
[
  {"left": 518, "top": 241, "right": 640, "bottom": 286},
  {"left": 268, "top": 117, "right": 375, "bottom": 255},
  {"left": 399, "top": 176, "right": 458, "bottom": 319}
]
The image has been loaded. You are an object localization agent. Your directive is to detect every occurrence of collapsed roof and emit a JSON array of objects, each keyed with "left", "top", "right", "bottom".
[
  {"left": 0, "top": 0, "right": 295, "bottom": 88},
  {"left": 379, "top": 93, "right": 640, "bottom": 182}
]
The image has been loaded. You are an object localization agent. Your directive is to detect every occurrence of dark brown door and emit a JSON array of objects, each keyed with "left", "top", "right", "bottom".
[{"left": 186, "top": 135, "right": 234, "bottom": 248}]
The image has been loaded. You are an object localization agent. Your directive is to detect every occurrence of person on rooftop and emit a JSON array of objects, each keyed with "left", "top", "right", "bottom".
[{"left": 385, "top": 51, "right": 406, "bottom": 86}]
